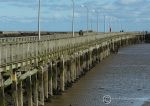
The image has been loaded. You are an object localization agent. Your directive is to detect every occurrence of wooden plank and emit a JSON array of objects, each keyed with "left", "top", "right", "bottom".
[
  {"left": 3, "top": 69, "right": 38, "bottom": 87},
  {"left": 19, "top": 69, "right": 38, "bottom": 81},
  {"left": 4, "top": 78, "right": 12, "bottom": 87}
]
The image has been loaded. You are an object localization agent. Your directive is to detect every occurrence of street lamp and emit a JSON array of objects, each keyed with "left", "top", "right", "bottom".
[
  {"left": 119, "top": 19, "right": 123, "bottom": 32},
  {"left": 38, "top": 0, "right": 41, "bottom": 40},
  {"left": 81, "top": 5, "right": 89, "bottom": 33},
  {"left": 108, "top": 16, "right": 112, "bottom": 32},
  {"left": 92, "top": 9, "right": 99, "bottom": 33},
  {"left": 90, "top": 18, "right": 93, "bottom": 31},
  {"left": 104, "top": 15, "right": 106, "bottom": 33},
  {"left": 71, "top": 0, "right": 75, "bottom": 37}
]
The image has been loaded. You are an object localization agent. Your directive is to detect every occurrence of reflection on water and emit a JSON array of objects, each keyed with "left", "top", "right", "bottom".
[{"left": 45, "top": 44, "right": 150, "bottom": 106}]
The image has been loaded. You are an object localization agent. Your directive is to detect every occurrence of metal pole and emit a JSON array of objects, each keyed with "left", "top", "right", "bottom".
[
  {"left": 120, "top": 21, "right": 123, "bottom": 31},
  {"left": 81, "top": 5, "right": 89, "bottom": 33},
  {"left": 72, "top": 0, "right": 75, "bottom": 37},
  {"left": 96, "top": 12, "right": 99, "bottom": 33},
  {"left": 104, "top": 15, "right": 106, "bottom": 33},
  {"left": 90, "top": 18, "right": 93, "bottom": 31},
  {"left": 38, "top": 0, "right": 41, "bottom": 40},
  {"left": 109, "top": 16, "right": 111, "bottom": 32},
  {"left": 86, "top": 7, "right": 89, "bottom": 33}
]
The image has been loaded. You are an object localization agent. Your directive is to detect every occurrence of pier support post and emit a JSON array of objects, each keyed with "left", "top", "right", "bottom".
[
  {"left": 74, "top": 57, "right": 77, "bottom": 80},
  {"left": 12, "top": 70, "right": 19, "bottom": 106},
  {"left": 60, "top": 59, "right": 65, "bottom": 92},
  {"left": 71, "top": 58, "right": 75, "bottom": 82},
  {"left": 18, "top": 81, "right": 23, "bottom": 106},
  {"left": 79, "top": 55, "right": 83, "bottom": 75},
  {"left": 0, "top": 73, "right": 5, "bottom": 106},
  {"left": 38, "top": 67, "right": 44, "bottom": 106},
  {"left": 66, "top": 60, "right": 71, "bottom": 88},
  {"left": 48, "top": 62, "right": 53, "bottom": 96},
  {"left": 76, "top": 56, "right": 80, "bottom": 78},
  {"left": 43, "top": 65, "right": 49, "bottom": 100},
  {"left": 32, "top": 74, "right": 38, "bottom": 106},
  {"left": 89, "top": 50, "right": 92, "bottom": 68},
  {"left": 27, "top": 76, "right": 33, "bottom": 106},
  {"left": 52, "top": 63, "right": 58, "bottom": 95}
]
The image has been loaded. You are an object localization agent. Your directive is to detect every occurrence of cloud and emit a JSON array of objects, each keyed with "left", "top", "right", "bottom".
[
  {"left": 0, "top": 0, "right": 150, "bottom": 31},
  {"left": 119, "top": 0, "right": 142, "bottom": 5}
]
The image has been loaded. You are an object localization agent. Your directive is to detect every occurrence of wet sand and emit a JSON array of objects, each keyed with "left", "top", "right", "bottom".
[{"left": 45, "top": 44, "right": 150, "bottom": 106}]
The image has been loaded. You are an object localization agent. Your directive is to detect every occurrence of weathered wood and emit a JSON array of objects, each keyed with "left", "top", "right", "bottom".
[
  {"left": 32, "top": 74, "right": 38, "bottom": 106},
  {"left": 52, "top": 64, "right": 58, "bottom": 94},
  {"left": 4, "top": 78, "right": 12, "bottom": 87},
  {"left": 43, "top": 68, "right": 49, "bottom": 99},
  {"left": 67, "top": 61, "right": 71, "bottom": 84},
  {"left": 27, "top": 76, "right": 33, "bottom": 106},
  {"left": 0, "top": 73, "right": 5, "bottom": 106},
  {"left": 18, "top": 81, "right": 23, "bottom": 106},
  {"left": 20, "top": 69, "right": 38, "bottom": 81},
  {"left": 38, "top": 68, "right": 44, "bottom": 106},
  {"left": 12, "top": 81, "right": 18, "bottom": 106},
  {"left": 48, "top": 62, "right": 53, "bottom": 96},
  {"left": 12, "top": 70, "right": 19, "bottom": 106},
  {"left": 60, "top": 59, "right": 65, "bottom": 91}
]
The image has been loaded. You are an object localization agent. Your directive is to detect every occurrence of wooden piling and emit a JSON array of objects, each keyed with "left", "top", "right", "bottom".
[
  {"left": 27, "top": 76, "right": 33, "bottom": 106},
  {"left": 38, "top": 68, "right": 44, "bottom": 106},
  {"left": 12, "top": 70, "right": 19, "bottom": 106},
  {"left": 48, "top": 62, "right": 53, "bottom": 96},
  {"left": 18, "top": 81, "right": 23, "bottom": 106},
  {"left": 52, "top": 63, "right": 58, "bottom": 94},
  {"left": 0, "top": 73, "right": 5, "bottom": 106},
  {"left": 32, "top": 74, "right": 38, "bottom": 106},
  {"left": 43, "top": 66, "right": 49, "bottom": 99},
  {"left": 60, "top": 59, "right": 65, "bottom": 92}
]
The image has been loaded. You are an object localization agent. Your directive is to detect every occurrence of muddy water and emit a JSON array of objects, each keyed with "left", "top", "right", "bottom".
[{"left": 45, "top": 44, "right": 150, "bottom": 106}]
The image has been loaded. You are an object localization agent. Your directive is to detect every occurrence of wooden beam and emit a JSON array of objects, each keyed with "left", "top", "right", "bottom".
[{"left": 19, "top": 69, "right": 38, "bottom": 81}]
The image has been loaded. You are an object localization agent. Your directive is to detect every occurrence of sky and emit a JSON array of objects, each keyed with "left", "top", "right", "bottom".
[{"left": 0, "top": 0, "right": 150, "bottom": 32}]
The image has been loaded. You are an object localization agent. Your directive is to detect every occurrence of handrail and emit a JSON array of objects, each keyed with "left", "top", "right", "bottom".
[{"left": 0, "top": 32, "right": 140, "bottom": 67}]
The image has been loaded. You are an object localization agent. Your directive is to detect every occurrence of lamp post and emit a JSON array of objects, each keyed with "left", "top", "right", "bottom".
[
  {"left": 81, "top": 5, "right": 89, "bottom": 33},
  {"left": 38, "top": 0, "right": 41, "bottom": 40},
  {"left": 71, "top": 0, "right": 75, "bottom": 37},
  {"left": 90, "top": 18, "right": 93, "bottom": 31},
  {"left": 104, "top": 15, "right": 106, "bottom": 33},
  {"left": 108, "top": 16, "right": 112, "bottom": 32},
  {"left": 96, "top": 11, "right": 99, "bottom": 33},
  {"left": 120, "top": 20, "right": 123, "bottom": 32},
  {"left": 92, "top": 10, "right": 99, "bottom": 33}
]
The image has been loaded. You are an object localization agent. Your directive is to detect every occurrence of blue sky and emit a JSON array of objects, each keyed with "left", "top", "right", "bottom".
[{"left": 0, "top": 0, "right": 150, "bottom": 32}]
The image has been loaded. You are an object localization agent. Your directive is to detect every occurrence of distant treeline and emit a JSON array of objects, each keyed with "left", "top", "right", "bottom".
[{"left": 0, "top": 31, "right": 84, "bottom": 38}]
